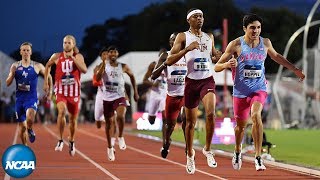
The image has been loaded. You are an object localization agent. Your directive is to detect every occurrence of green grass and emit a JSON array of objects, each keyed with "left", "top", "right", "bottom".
[{"left": 133, "top": 128, "right": 320, "bottom": 169}]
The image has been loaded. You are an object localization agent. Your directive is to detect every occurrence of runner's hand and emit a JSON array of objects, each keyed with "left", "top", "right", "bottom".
[
  {"left": 227, "top": 55, "right": 237, "bottom": 68},
  {"left": 294, "top": 69, "right": 305, "bottom": 82}
]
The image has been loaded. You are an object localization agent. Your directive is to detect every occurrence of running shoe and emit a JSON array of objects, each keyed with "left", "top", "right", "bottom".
[
  {"left": 160, "top": 138, "right": 171, "bottom": 158},
  {"left": 232, "top": 152, "right": 242, "bottom": 170},
  {"left": 107, "top": 147, "right": 115, "bottom": 161},
  {"left": 55, "top": 140, "right": 64, "bottom": 151},
  {"left": 186, "top": 149, "right": 196, "bottom": 174},
  {"left": 69, "top": 141, "right": 76, "bottom": 156},
  {"left": 255, "top": 156, "right": 266, "bottom": 171},
  {"left": 202, "top": 147, "right": 217, "bottom": 168},
  {"left": 118, "top": 137, "right": 126, "bottom": 150},
  {"left": 27, "top": 128, "right": 36, "bottom": 143}
]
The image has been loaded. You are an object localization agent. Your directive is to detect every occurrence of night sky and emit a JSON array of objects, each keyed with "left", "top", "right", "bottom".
[
  {"left": 0, "top": 0, "right": 162, "bottom": 57},
  {"left": 0, "top": 0, "right": 316, "bottom": 58}
]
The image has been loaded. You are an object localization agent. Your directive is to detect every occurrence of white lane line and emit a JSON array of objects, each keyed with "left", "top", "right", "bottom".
[
  {"left": 44, "top": 125, "right": 120, "bottom": 180},
  {"left": 4, "top": 124, "right": 19, "bottom": 180},
  {"left": 78, "top": 129, "right": 227, "bottom": 180}
]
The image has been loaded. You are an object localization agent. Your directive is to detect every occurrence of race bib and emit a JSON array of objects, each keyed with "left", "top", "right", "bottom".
[
  {"left": 170, "top": 70, "right": 186, "bottom": 85},
  {"left": 61, "top": 75, "right": 75, "bottom": 85},
  {"left": 18, "top": 83, "right": 30, "bottom": 91},
  {"left": 193, "top": 58, "right": 210, "bottom": 71},
  {"left": 105, "top": 82, "right": 118, "bottom": 92},
  {"left": 243, "top": 65, "right": 262, "bottom": 78}
]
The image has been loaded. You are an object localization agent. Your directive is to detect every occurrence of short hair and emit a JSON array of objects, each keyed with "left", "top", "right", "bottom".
[
  {"left": 243, "top": 14, "right": 263, "bottom": 28},
  {"left": 20, "top": 42, "right": 32, "bottom": 49},
  {"left": 107, "top": 45, "right": 118, "bottom": 52},
  {"left": 99, "top": 46, "right": 108, "bottom": 56}
]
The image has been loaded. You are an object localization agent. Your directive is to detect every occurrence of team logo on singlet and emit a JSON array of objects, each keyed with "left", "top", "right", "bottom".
[
  {"left": 61, "top": 60, "right": 73, "bottom": 75},
  {"left": 109, "top": 71, "right": 118, "bottom": 78},
  {"left": 199, "top": 43, "right": 208, "bottom": 52},
  {"left": 22, "top": 71, "right": 28, "bottom": 78}
]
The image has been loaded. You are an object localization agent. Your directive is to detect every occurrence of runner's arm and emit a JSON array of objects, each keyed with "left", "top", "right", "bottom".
[
  {"left": 214, "top": 40, "right": 238, "bottom": 72},
  {"left": 6, "top": 63, "right": 17, "bottom": 86},
  {"left": 72, "top": 53, "right": 87, "bottom": 73},
  {"left": 123, "top": 64, "right": 139, "bottom": 101},
  {"left": 151, "top": 52, "right": 168, "bottom": 80}
]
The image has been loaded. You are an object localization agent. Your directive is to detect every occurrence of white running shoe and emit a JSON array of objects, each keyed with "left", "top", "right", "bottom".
[
  {"left": 186, "top": 149, "right": 195, "bottom": 174},
  {"left": 111, "top": 137, "right": 116, "bottom": 147},
  {"left": 202, "top": 147, "right": 217, "bottom": 168},
  {"left": 232, "top": 152, "right": 242, "bottom": 170},
  {"left": 255, "top": 156, "right": 266, "bottom": 171},
  {"left": 69, "top": 141, "right": 76, "bottom": 156},
  {"left": 55, "top": 140, "right": 64, "bottom": 151},
  {"left": 108, "top": 147, "right": 115, "bottom": 161},
  {"left": 118, "top": 137, "right": 126, "bottom": 150}
]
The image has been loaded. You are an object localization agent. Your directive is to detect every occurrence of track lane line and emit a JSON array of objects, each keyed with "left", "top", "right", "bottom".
[
  {"left": 78, "top": 128, "right": 227, "bottom": 180},
  {"left": 43, "top": 125, "right": 120, "bottom": 180}
]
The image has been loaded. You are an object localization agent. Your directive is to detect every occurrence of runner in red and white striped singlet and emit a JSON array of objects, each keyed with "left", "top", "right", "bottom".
[
  {"left": 54, "top": 52, "right": 81, "bottom": 97},
  {"left": 44, "top": 35, "right": 87, "bottom": 157}
]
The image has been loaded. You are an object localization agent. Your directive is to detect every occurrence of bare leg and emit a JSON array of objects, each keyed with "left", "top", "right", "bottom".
[
  {"left": 165, "top": 115, "right": 175, "bottom": 147},
  {"left": 201, "top": 92, "right": 216, "bottom": 151},
  {"left": 234, "top": 120, "right": 247, "bottom": 153},
  {"left": 105, "top": 116, "right": 114, "bottom": 148},
  {"left": 56, "top": 102, "right": 67, "bottom": 140},
  {"left": 26, "top": 108, "right": 36, "bottom": 129},
  {"left": 19, "top": 122, "right": 27, "bottom": 145},
  {"left": 251, "top": 102, "right": 264, "bottom": 157},
  {"left": 68, "top": 112, "right": 79, "bottom": 142},
  {"left": 115, "top": 106, "right": 126, "bottom": 138},
  {"left": 185, "top": 107, "right": 198, "bottom": 157},
  {"left": 96, "top": 121, "right": 102, "bottom": 129},
  {"left": 161, "top": 111, "right": 167, "bottom": 146},
  {"left": 181, "top": 108, "right": 187, "bottom": 143}
]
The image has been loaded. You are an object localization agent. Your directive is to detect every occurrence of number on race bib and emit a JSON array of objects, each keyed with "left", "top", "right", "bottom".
[
  {"left": 193, "top": 58, "right": 209, "bottom": 71},
  {"left": 105, "top": 82, "right": 119, "bottom": 92},
  {"left": 243, "top": 65, "right": 262, "bottom": 78}
]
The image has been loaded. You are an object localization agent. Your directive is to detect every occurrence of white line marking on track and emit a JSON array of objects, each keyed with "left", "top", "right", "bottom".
[
  {"left": 44, "top": 125, "right": 120, "bottom": 180},
  {"left": 4, "top": 124, "right": 19, "bottom": 180},
  {"left": 78, "top": 129, "right": 227, "bottom": 180}
]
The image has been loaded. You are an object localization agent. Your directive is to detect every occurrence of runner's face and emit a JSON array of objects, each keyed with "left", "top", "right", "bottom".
[
  {"left": 63, "top": 37, "right": 74, "bottom": 52},
  {"left": 108, "top": 50, "right": 119, "bottom": 62},
  {"left": 244, "top": 20, "right": 261, "bottom": 40},
  {"left": 20, "top": 45, "right": 32, "bottom": 60},
  {"left": 188, "top": 13, "right": 204, "bottom": 29},
  {"left": 101, "top": 51, "right": 108, "bottom": 61}
]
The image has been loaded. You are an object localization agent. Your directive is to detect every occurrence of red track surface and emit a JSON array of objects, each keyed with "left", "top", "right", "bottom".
[{"left": 0, "top": 123, "right": 318, "bottom": 179}]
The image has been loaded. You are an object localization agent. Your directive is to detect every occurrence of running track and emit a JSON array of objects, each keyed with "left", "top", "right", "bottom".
[{"left": 0, "top": 123, "right": 319, "bottom": 179}]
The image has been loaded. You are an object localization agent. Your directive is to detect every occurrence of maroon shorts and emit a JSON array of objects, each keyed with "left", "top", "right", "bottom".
[
  {"left": 184, "top": 76, "right": 216, "bottom": 109},
  {"left": 165, "top": 95, "right": 184, "bottom": 120},
  {"left": 103, "top": 97, "right": 127, "bottom": 118},
  {"left": 56, "top": 95, "right": 80, "bottom": 115}
]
